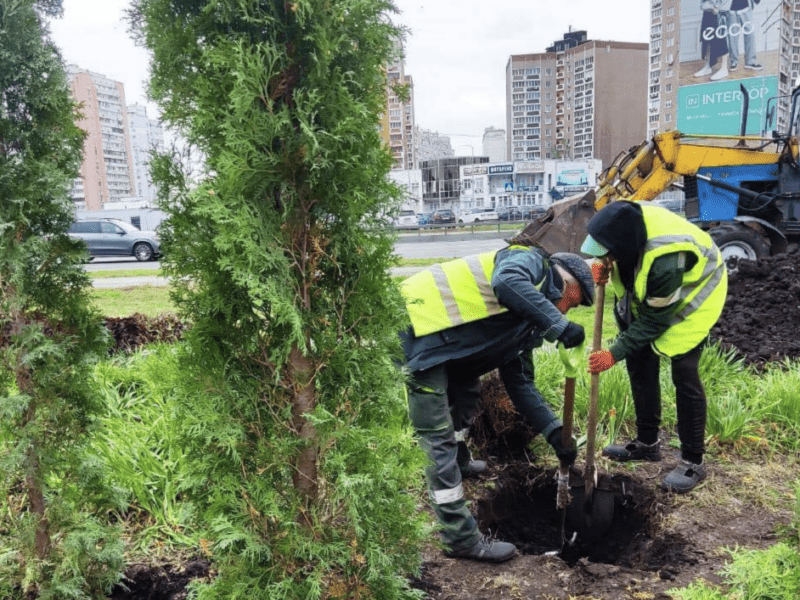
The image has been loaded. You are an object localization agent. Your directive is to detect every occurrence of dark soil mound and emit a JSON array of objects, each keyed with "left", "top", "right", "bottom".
[
  {"left": 105, "top": 313, "right": 187, "bottom": 355},
  {"left": 110, "top": 559, "right": 210, "bottom": 600},
  {"left": 711, "top": 246, "right": 800, "bottom": 364}
]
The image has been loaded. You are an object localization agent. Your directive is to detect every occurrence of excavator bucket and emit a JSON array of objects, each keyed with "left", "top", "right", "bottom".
[{"left": 509, "top": 190, "right": 598, "bottom": 255}]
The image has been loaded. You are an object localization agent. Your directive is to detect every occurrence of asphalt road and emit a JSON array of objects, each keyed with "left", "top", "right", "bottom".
[{"left": 89, "top": 233, "right": 511, "bottom": 288}]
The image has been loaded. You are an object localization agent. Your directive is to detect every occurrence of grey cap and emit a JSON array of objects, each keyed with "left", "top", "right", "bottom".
[{"left": 549, "top": 252, "right": 595, "bottom": 307}]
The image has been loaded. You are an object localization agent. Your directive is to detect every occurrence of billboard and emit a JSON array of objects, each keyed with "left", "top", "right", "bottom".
[
  {"left": 677, "top": 76, "right": 777, "bottom": 134},
  {"left": 678, "top": 0, "right": 782, "bottom": 135},
  {"left": 556, "top": 162, "right": 590, "bottom": 188}
]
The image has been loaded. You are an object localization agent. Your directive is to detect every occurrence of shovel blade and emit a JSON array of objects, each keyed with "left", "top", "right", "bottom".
[{"left": 565, "top": 486, "right": 616, "bottom": 543}]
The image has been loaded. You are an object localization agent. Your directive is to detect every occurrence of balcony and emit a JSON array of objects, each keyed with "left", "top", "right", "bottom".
[{"left": 556, "top": 59, "right": 564, "bottom": 67}]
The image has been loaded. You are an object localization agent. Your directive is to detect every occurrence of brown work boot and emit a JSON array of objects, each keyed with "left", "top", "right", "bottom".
[
  {"left": 602, "top": 439, "right": 661, "bottom": 462},
  {"left": 445, "top": 535, "right": 517, "bottom": 563}
]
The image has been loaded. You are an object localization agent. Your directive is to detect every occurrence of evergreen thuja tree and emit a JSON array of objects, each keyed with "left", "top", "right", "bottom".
[
  {"left": 131, "top": 0, "right": 429, "bottom": 598},
  {"left": 0, "top": 0, "right": 124, "bottom": 596}
]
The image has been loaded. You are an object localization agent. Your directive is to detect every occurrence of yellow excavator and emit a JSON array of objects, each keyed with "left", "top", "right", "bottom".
[{"left": 513, "top": 84, "right": 800, "bottom": 268}]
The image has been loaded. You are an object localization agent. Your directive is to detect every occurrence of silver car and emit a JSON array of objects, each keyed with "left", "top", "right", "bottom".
[{"left": 68, "top": 218, "right": 161, "bottom": 261}]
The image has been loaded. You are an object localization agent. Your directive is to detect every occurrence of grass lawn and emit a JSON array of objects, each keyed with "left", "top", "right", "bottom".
[{"left": 91, "top": 286, "right": 175, "bottom": 318}]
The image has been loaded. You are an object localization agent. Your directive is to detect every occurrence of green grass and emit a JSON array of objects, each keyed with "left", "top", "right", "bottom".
[
  {"left": 91, "top": 286, "right": 175, "bottom": 317},
  {"left": 89, "top": 269, "right": 163, "bottom": 279}
]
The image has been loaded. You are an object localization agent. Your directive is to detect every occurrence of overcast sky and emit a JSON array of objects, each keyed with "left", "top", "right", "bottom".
[{"left": 49, "top": 0, "right": 650, "bottom": 155}]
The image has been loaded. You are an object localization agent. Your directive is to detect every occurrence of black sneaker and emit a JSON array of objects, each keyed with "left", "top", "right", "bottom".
[
  {"left": 602, "top": 439, "right": 662, "bottom": 462},
  {"left": 460, "top": 459, "right": 487, "bottom": 479},
  {"left": 661, "top": 460, "right": 706, "bottom": 494},
  {"left": 445, "top": 535, "right": 517, "bottom": 563},
  {"left": 745, "top": 62, "right": 764, "bottom": 70}
]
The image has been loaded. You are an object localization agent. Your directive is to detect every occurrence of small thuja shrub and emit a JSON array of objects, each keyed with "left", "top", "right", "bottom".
[
  {"left": 0, "top": 0, "right": 123, "bottom": 596},
  {"left": 130, "top": 0, "right": 430, "bottom": 597}
]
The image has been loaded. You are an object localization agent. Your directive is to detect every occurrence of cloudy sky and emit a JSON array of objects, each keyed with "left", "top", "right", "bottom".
[{"left": 49, "top": 0, "right": 650, "bottom": 154}]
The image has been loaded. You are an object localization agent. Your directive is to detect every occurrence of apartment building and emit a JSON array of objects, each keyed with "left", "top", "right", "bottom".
[
  {"left": 415, "top": 127, "right": 454, "bottom": 164},
  {"left": 67, "top": 66, "right": 137, "bottom": 210},
  {"left": 381, "top": 41, "right": 416, "bottom": 170},
  {"left": 506, "top": 31, "right": 648, "bottom": 170},
  {"left": 648, "top": 0, "right": 800, "bottom": 138},
  {"left": 127, "top": 104, "right": 164, "bottom": 206},
  {"left": 482, "top": 127, "right": 507, "bottom": 163}
]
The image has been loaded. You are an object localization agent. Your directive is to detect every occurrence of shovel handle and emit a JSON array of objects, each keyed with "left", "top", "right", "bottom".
[
  {"left": 584, "top": 281, "right": 605, "bottom": 502},
  {"left": 562, "top": 377, "right": 575, "bottom": 447}
]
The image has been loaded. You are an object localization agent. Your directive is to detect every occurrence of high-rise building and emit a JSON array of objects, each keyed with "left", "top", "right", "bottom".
[
  {"left": 127, "top": 104, "right": 164, "bottom": 205},
  {"left": 648, "top": 0, "right": 799, "bottom": 138},
  {"left": 415, "top": 127, "right": 454, "bottom": 163},
  {"left": 506, "top": 32, "right": 648, "bottom": 169},
  {"left": 482, "top": 127, "right": 507, "bottom": 163},
  {"left": 381, "top": 41, "right": 416, "bottom": 170},
  {"left": 66, "top": 66, "right": 137, "bottom": 210}
]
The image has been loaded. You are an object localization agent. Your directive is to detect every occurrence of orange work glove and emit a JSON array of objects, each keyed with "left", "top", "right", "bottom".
[
  {"left": 588, "top": 349, "right": 616, "bottom": 374},
  {"left": 591, "top": 260, "right": 611, "bottom": 286}
]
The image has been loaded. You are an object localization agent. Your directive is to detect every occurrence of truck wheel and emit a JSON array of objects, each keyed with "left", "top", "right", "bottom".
[{"left": 709, "top": 223, "right": 770, "bottom": 271}]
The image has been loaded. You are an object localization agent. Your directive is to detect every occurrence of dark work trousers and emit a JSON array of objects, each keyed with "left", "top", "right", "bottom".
[
  {"left": 625, "top": 340, "right": 707, "bottom": 464},
  {"left": 407, "top": 363, "right": 482, "bottom": 552}
]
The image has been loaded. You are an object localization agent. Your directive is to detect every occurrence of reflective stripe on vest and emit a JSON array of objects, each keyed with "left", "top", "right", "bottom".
[
  {"left": 401, "top": 249, "right": 546, "bottom": 337},
  {"left": 610, "top": 206, "right": 728, "bottom": 357}
]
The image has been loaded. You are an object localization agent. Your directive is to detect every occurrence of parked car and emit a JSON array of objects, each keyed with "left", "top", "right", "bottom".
[
  {"left": 458, "top": 208, "right": 499, "bottom": 223},
  {"left": 394, "top": 209, "right": 418, "bottom": 228},
  {"left": 417, "top": 212, "right": 431, "bottom": 226},
  {"left": 68, "top": 218, "right": 161, "bottom": 261},
  {"left": 521, "top": 206, "right": 547, "bottom": 220},
  {"left": 431, "top": 209, "right": 456, "bottom": 225},
  {"left": 497, "top": 207, "right": 523, "bottom": 221}
]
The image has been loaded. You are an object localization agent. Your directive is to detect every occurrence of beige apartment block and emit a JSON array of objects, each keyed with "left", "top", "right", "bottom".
[
  {"left": 381, "top": 40, "right": 416, "bottom": 170},
  {"left": 506, "top": 33, "right": 648, "bottom": 170},
  {"left": 67, "top": 66, "right": 136, "bottom": 210}
]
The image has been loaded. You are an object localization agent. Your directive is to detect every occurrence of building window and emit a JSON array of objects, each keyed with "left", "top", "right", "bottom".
[
  {"left": 666, "top": 83, "right": 672, "bottom": 92},
  {"left": 667, "top": 22, "right": 675, "bottom": 32},
  {"left": 665, "top": 113, "right": 672, "bottom": 123},
  {"left": 667, "top": 37, "right": 675, "bottom": 47}
]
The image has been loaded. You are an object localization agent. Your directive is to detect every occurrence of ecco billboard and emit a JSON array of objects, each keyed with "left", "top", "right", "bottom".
[{"left": 678, "top": 0, "right": 782, "bottom": 134}]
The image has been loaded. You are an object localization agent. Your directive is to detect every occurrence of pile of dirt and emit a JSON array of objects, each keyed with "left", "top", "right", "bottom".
[
  {"left": 109, "top": 559, "right": 210, "bottom": 600},
  {"left": 711, "top": 246, "right": 800, "bottom": 365},
  {"left": 105, "top": 313, "right": 188, "bottom": 355}
]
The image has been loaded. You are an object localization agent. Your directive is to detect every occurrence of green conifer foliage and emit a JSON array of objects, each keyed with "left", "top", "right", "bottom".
[
  {"left": 0, "top": 0, "right": 124, "bottom": 596},
  {"left": 130, "top": 0, "right": 429, "bottom": 597}
]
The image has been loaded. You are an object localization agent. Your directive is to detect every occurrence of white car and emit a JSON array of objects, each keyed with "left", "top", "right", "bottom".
[
  {"left": 458, "top": 208, "right": 499, "bottom": 223},
  {"left": 394, "top": 209, "right": 418, "bottom": 228}
]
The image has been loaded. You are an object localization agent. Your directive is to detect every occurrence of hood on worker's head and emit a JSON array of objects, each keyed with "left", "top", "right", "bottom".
[
  {"left": 585, "top": 201, "right": 646, "bottom": 261},
  {"left": 548, "top": 252, "right": 595, "bottom": 306},
  {"left": 584, "top": 201, "right": 646, "bottom": 291}
]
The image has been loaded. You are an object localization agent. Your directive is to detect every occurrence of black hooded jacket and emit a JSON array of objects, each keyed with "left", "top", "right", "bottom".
[
  {"left": 585, "top": 201, "right": 647, "bottom": 292},
  {"left": 586, "top": 202, "right": 696, "bottom": 361}
]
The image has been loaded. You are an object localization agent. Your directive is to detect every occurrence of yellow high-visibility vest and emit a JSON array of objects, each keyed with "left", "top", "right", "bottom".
[
  {"left": 401, "top": 248, "right": 546, "bottom": 337},
  {"left": 609, "top": 206, "right": 728, "bottom": 357}
]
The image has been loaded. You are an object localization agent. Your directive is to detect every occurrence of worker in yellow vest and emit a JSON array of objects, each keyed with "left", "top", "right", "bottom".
[
  {"left": 581, "top": 201, "right": 727, "bottom": 494},
  {"left": 400, "top": 246, "right": 594, "bottom": 563}
]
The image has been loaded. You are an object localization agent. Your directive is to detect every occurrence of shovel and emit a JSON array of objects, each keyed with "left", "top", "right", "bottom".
[
  {"left": 556, "top": 342, "right": 582, "bottom": 551},
  {"left": 562, "top": 274, "right": 617, "bottom": 543}
]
